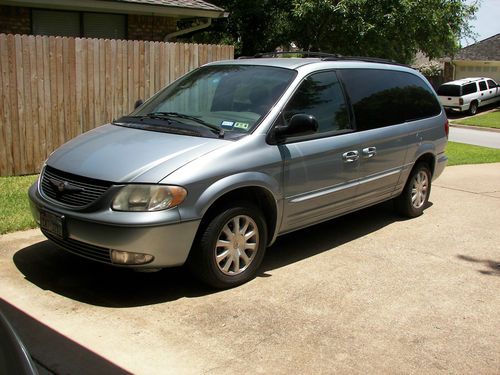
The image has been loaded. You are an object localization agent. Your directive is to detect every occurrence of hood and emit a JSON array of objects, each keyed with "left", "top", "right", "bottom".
[{"left": 47, "top": 124, "right": 229, "bottom": 183}]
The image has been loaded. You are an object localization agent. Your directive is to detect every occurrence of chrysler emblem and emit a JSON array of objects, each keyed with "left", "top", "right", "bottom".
[{"left": 49, "top": 178, "right": 84, "bottom": 194}]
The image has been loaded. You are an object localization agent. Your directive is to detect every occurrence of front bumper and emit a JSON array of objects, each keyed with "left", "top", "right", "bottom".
[{"left": 28, "top": 183, "right": 200, "bottom": 268}]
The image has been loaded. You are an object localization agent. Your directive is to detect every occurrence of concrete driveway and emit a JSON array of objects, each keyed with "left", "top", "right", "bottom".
[{"left": 1, "top": 163, "right": 499, "bottom": 375}]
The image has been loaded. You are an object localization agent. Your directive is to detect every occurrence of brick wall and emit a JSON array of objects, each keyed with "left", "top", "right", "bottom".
[
  {"left": 127, "top": 15, "right": 178, "bottom": 41},
  {"left": 0, "top": 6, "right": 31, "bottom": 35}
]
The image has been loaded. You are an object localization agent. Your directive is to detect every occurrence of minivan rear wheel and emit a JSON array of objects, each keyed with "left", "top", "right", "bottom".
[
  {"left": 188, "top": 204, "right": 267, "bottom": 289},
  {"left": 395, "top": 163, "right": 431, "bottom": 218}
]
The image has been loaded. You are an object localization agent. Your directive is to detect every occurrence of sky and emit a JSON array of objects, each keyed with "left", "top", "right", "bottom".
[{"left": 461, "top": 0, "right": 500, "bottom": 46}]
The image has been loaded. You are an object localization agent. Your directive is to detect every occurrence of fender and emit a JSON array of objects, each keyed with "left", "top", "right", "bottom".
[{"left": 176, "top": 171, "right": 284, "bottom": 243}]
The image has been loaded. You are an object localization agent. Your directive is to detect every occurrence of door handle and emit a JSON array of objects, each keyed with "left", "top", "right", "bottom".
[
  {"left": 342, "top": 150, "right": 359, "bottom": 163},
  {"left": 362, "top": 147, "right": 377, "bottom": 158}
]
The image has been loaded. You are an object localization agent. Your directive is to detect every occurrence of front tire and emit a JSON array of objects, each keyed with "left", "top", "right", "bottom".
[
  {"left": 188, "top": 204, "right": 267, "bottom": 289},
  {"left": 395, "top": 163, "right": 431, "bottom": 218}
]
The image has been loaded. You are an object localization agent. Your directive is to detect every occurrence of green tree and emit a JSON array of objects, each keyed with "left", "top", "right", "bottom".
[
  {"left": 290, "top": 0, "right": 478, "bottom": 63},
  {"left": 190, "top": 0, "right": 477, "bottom": 63}
]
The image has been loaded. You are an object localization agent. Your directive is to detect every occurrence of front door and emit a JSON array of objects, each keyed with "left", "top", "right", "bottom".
[{"left": 278, "top": 71, "right": 361, "bottom": 232}]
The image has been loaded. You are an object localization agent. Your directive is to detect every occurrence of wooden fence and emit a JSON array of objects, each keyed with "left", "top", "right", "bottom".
[{"left": 0, "top": 34, "right": 234, "bottom": 176}]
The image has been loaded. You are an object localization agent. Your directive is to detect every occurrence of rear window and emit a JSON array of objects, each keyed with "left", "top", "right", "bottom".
[
  {"left": 462, "top": 83, "right": 477, "bottom": 95},
  {"left": 437, "top": 84, "right": 461, "bottom": 96},
  {"left": 340, "top": 69, "right": 441, "bottom": 131},
  {"left": 479, "top": 81, "right": 487, "bottom": 91}
]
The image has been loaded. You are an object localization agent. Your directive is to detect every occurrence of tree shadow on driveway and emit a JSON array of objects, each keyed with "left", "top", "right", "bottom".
[
  {"left": 13, "top": 201, "right": 413, "bottom": 308},
  {"left": 456, "top": 254, "right": 500, "bottom": 276}
]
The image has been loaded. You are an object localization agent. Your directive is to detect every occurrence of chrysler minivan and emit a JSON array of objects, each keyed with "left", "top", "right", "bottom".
[{"left": 29, "top": 56, "right": 448, "bottom": 288}]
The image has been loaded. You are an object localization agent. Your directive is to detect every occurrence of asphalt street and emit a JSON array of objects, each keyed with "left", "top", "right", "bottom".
[
  {"left": 0, "top": 163, "right": 499, "bottom": 374},
  {"left": 449, "top": 126, "right": 500, "bottom": 149}
]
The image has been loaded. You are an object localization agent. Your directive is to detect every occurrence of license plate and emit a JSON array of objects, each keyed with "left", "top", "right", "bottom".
[{"left": 40, "top": 210, "right": 65, "bottom": 238}]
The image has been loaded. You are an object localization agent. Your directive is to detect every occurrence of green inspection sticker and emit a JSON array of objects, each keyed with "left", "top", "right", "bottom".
[{"left": 234, "top": 122, "right": 250, "bottom": 130}]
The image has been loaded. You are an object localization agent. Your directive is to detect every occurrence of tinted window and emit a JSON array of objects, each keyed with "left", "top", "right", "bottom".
[
  {"left": 437, "top": 84, "right": 461, "bottom": 96},
  {"left": 487, "top": 80, "right": 497, "bottom": 89},
  {"left": 479, "top": 81, "right": 488, "bottom": 91},
  {"left": 462, "top": 83, "right": 477, "bottom": 95},
  {"left": 340, "top": 69, "right": 441, "bottom": 130},
  {"left": 283, "top": 71, "right": 350, "bottom": 133}
]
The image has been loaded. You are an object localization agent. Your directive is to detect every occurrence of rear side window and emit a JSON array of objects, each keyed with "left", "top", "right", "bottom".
[
  {"left": 462, "top": 83, "right": 477, "bottom": 95},
  {"left": 340, "top": 69, "right": 441, "bottom": 131},
  {"left": 479, "top": 81, "right": 487, "bottom": 91},
  {"left": 487, "top": 80, "right": 497, "bottom": 89},
  {"left": 437, "top": 84, "right": 461, "bottom": 96}
]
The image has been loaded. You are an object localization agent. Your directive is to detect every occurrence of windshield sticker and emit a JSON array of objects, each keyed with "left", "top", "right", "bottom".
[
  {"left": 220, "top": 121, "right": 235, "bottom": 129},
  {"left": 234, "top": 122, "right": 250, "bottom": 130}
]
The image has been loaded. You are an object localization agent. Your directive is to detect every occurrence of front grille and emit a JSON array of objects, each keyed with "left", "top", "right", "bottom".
[
  {"left": 40, "top": 166, "right": 112, "bottom": 207},
  {"left": 43, "top": 230, "right": 112, "bottom": 264}
]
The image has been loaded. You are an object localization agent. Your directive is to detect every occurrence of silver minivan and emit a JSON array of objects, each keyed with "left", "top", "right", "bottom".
[{"left": 29, "top": 57, "right": 448, "bottom": 288}]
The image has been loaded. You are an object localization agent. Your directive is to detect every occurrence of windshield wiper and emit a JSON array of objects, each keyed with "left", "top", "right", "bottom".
[{"left": 144, "top": 112, "right": 225, "bottom": 138}]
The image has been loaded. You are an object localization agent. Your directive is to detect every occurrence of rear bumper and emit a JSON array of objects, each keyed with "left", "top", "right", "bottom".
[
  {"left": 28, "top": 183, "right": 200, "bottom": 268},
  {"left": 433, "top": 152, "right": 448, "bottom": 180},
  {"left": 443, "top": 104, "right": 468, "bottom": 112}
]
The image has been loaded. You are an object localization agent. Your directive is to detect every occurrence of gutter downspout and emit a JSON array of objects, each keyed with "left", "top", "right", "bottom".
[{"left": 164, "top": 18, "right": 212, "bottom": 42}]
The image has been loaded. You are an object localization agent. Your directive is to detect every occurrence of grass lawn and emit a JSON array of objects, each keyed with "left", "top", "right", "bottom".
[
  {"left": 1, "top": 142, "right": 500, "bottom": 235},
  {"left": 446, "top": 141, "right": 500, "bottom": 166},
  {"left": 0, "top": 175, "right": 38, "bottom": 234},
  {"left": 451, "top": 110, "right": 500, "bottom": 129}
]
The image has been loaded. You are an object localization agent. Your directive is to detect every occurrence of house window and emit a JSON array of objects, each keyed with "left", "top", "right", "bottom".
[
  {"left": 32, "top": 9, "right": 126, "bottom": 39},
  {"left": 32, "top": 10, "right": 80, "bottom": 37}
]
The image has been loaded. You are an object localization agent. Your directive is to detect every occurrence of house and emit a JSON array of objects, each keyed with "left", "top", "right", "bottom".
[
  {"left": 445, "top": 33, "right": 500, "bottom": 82},
  {"left": 0, "top": 0, "right": 226, "bottom": 41}
]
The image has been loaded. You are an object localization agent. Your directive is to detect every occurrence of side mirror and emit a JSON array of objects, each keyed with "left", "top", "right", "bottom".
[
  {"left": 274, "top": 114, "right": 318, "bottom": 142},
  {"left": 134, "top": 99, "right": 144, "bottom": 109}
]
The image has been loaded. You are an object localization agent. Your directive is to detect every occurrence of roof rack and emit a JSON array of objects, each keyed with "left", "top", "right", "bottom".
[
  {"left": 321, "top": 55, "right": 409, "bottom": 67},
  {"left": 238, "top": 51, "right": 409, "bottom": 67},
  {"left": 238, "top": 51, "right": 342, "bottom": 59}
]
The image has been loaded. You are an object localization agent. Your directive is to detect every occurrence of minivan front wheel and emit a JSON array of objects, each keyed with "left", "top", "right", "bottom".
[
  {"left": 189, "top": 204, "right": 267, "bottom": 288},
  {"left": 395, "top": 163, "right": 431, "bottom": 218}
]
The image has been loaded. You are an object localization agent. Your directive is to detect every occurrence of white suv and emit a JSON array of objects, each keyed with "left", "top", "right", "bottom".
[{"left": 437, "top": 77, "right": 500, "bottom": 115}]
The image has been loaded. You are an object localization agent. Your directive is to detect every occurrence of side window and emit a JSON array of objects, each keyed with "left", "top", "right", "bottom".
[
  {"left": 487, "top": 80, "right": 497, "bottom": 89},
  {"left": 340, "top": 69, "right": 441, "bottom": 131},
  {"left": 478, "top": 81, "right": 488, "bottom": 91},
  {"left": 283, "top": 71, "right": 350, "bottom": 133},
  {"left": 462, "top": 83, "right": 477, "bottom": 95}
]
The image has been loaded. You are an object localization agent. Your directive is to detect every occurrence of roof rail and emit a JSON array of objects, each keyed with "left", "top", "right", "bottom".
[
  {"left": 238, "top": 51, "right": 342, "bottom": 59},
  {"left": 238, "top": 51, "right": 409, "bottom": 67},
  {"left": 321, "top": 55, "right": 409, "bottom": 67}
]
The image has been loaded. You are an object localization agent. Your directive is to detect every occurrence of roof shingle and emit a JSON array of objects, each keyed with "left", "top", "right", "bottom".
[
  {"left": 455, "top": 33, "right": 500, "bottom": 61},
  {"left": 113, "top": 0, "right": 224, "bottom": 12}
]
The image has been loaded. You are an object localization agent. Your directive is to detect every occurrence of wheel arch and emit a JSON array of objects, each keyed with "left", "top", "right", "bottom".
[{"left": 180, "top": 172, "right": 282, "bottom": 246}]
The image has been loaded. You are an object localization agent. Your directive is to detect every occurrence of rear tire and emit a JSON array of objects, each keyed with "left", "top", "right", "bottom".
[
  {"left": 469, "top": 101, "right": 478, "bottom": 115},
  {"left": 188, "top": 203, "right": 267, "bottom": 289},
  {"left": 395, "top": 163, "right": 431, "bottom": 218}
]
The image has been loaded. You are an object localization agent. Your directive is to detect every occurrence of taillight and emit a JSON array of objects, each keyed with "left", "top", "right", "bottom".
[
  {"left": 459, "top": 98, "right": 464, "bottom": 105},
  {"left": 444, "top": 119, "right": 449, "bottom": 138}
]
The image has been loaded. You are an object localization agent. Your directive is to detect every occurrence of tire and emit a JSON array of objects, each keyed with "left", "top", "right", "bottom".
[
  {"left": 394, "top": 163, "right": 431, "bottom": 218},
  {"left": 469, "top": 101, "right": 478, "bottom": 115},
  {"left": 188, "top": 203, "right": 268, "bottom": 289}
]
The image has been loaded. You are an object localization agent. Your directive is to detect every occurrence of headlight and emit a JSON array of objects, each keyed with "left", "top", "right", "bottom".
[{"left": 112, "top": 185, "right": 187, "bottom": 212}]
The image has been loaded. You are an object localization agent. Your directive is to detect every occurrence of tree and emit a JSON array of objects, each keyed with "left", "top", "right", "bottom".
[
  {"left": 290, "top": 0, "right": 478, "bottom": 63},
  {"left": 191, "top": 0, "right": 292, "bottom": 56},
  {"left": 190, "top": 0, "right": 477, "bottom": 63}
]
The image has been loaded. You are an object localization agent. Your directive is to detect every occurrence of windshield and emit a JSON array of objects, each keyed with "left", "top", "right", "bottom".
[
  {"left": 120, "top": 65, "right": 297, "bottom": 139},
  {"left": 437, "top": 84, "right": 461, "bottom": 97}
]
